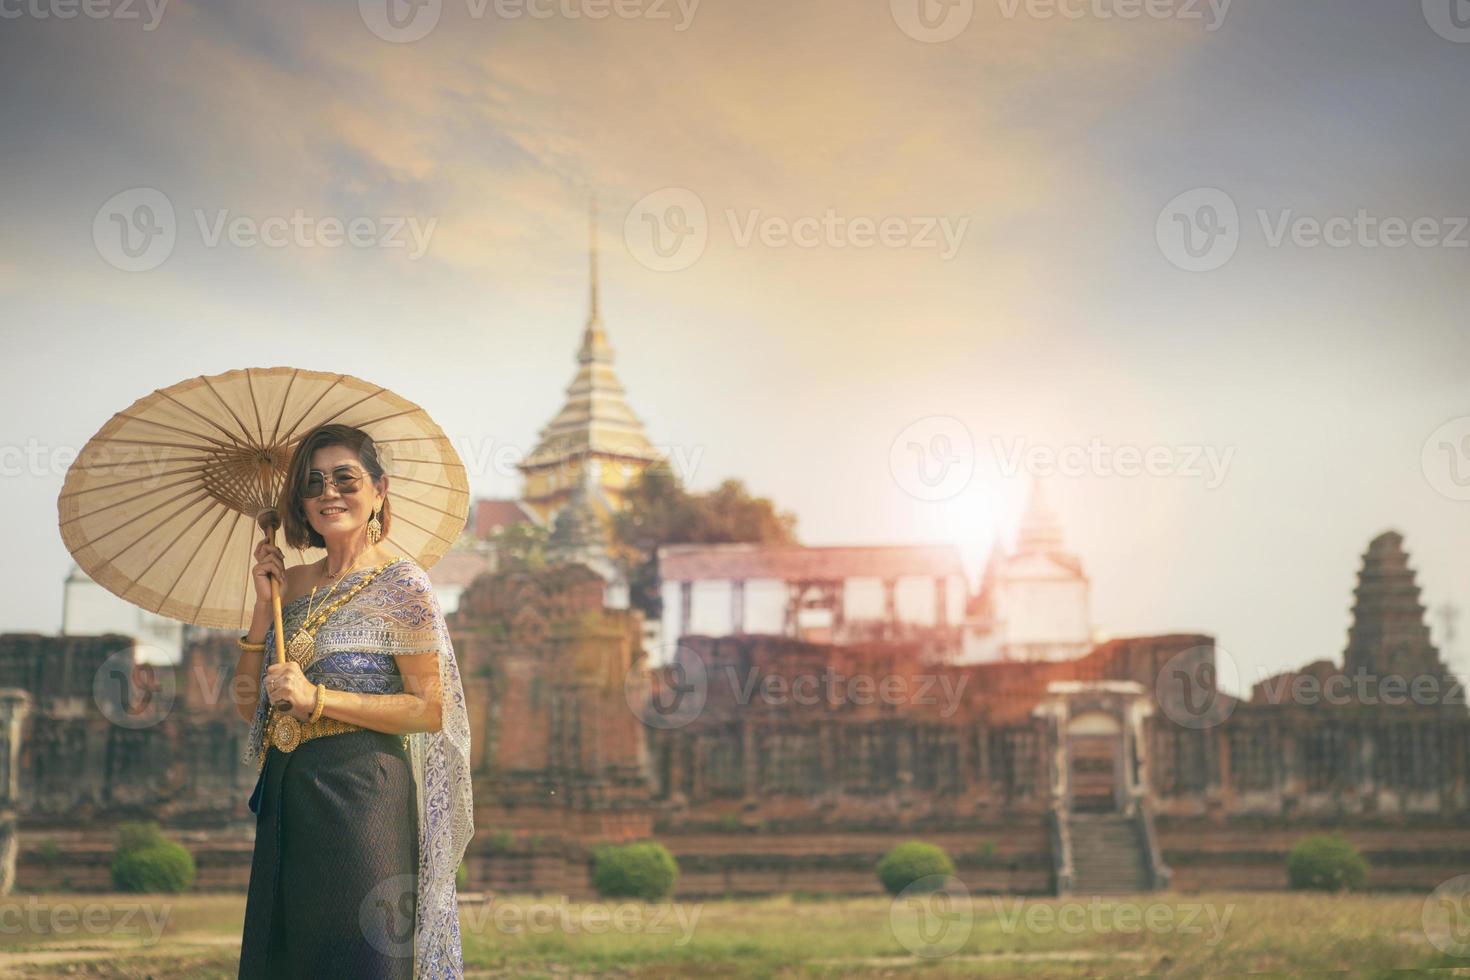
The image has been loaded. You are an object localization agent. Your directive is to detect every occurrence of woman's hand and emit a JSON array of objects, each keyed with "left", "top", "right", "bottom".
[
  {"left": 264, "top": 661, "right": 315, "bottom": 721},
  {"left": 252, "top": 538, "right": 286, "bottom": 605}
]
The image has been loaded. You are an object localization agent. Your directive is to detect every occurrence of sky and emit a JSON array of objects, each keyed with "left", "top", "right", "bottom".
[{"left": 1, "top": 0, "right": 1467, "bottom": 693}]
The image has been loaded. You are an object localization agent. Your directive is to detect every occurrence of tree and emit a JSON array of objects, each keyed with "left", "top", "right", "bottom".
[
  {"left": 611, "top": 461, "right": 798, "bottom": 618},
  {"left": 491, "top": 520, "right": 549, "bottom": 571}
]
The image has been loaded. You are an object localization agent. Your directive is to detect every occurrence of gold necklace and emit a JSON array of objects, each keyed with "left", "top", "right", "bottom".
[
  {"left": 300, "top": 552, "right": 365, "bottom": 632},
  {"left": 284, "top": 554, "right": 382, "bottom": 665},
  {"left": 268, "top": 557, "right": 400, "bottom": 754}
]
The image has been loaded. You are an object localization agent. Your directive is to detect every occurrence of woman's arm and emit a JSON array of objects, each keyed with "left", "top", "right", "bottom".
[
  {"left": 233, "top": 551, "right": 310, "bottom": 724},
  {"left": 231, "top": 598, "right": 274, "bottom": 723},
  {"left": 259, "top": 559, "right": 447, "bottom": 734},
  {"left": 315, "top": 652, "right": 443, "bottom": 735},
  {"left": 263, "top": 653, "right": 442, "bottom": 733}
]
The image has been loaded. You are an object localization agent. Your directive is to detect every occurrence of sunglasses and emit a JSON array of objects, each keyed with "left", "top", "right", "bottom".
[{"left": 302, "top": 467, "right": 368, "bottom": 499}]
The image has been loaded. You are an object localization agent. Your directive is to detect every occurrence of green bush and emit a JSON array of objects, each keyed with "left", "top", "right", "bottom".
[
  {"left": 1286, "top": 834, "right": 1368, "bottom": 892},
  {"left": 115, "top": 822, "right": 164, "bottom": 855},
  {"left": 457, "top": 860, "right": 468, "bottom": 889},
  {"left": 591, "top": 841, "right": 679, "bottom": 901},
  {"left": 111, "top": 842, "right": 195, "bottom": 893},
  {"left": 876, "top": 841, "right": 956, "bottom": 896}
]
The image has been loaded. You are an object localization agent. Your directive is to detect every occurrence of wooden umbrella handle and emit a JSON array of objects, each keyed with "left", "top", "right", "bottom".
[
  {"left": 270, "top": 574, "right": 287, "bottom": 666},
  {"left": 257, "top": 509, "right": 288, "bottom": 666}
]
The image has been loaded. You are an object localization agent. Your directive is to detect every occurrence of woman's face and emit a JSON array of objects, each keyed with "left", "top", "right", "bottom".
[{"left": 304, "top": 444, "right": 386, "bottom": 545}]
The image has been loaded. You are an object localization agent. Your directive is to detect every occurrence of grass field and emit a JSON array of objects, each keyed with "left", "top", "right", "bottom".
[{"left": 0, "top": 890, "right": 1463, "bottom": 977}]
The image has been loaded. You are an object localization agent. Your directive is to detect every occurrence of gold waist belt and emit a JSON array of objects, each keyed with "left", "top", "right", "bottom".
[{"left": 266, "top": 712, "right": 362, "bottom": 755}]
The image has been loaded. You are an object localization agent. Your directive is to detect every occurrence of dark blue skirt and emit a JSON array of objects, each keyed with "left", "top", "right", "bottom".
[{"left": 238, "top": 729, "right": 419, "bottom": 979}]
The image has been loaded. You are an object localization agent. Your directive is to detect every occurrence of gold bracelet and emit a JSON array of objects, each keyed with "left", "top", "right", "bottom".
[
  {"left": 309, "top": 683, "right": 327, "bottom": 724},
  {"left": 237, "top": 635, "right": 266, "bottom": 653}
]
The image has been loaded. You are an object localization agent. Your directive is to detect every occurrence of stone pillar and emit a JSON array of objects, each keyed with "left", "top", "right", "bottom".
[
  {"left": 731, "top": 580, "right": 745, "bottom": 635},
  {"left": 955, "top": 722, "right": 971, "bottom": 793},
  {"left": 975, "top": 723, "right": 992, "bottom": 805},
  {"left": 895, "top": 723, "right": 914, "bottom": 823},
  {"left": 0, "top": 689, "right": 31, "bottom": 895},
  {"left": 689, "top": 735, "right": 704, "bottom": 801},
  {"left": 667, "top": 734, "right": 688, "bottom": 807},
  {"left": 741, "top": 721, "right": 759, "bottom": 807},
  {"left": 934, "top": 576, "right": 948, "bottom": 628},
  {"left": 818, "top": 720, "right": 840, "bottom": 819},
  {"left": 1279, "top": 722, "right": 1299, "bottom": 815},
  {"left": 882, "top": 579, "right": 897, "bottom": 639},
  {"left": 1216, "top": 726, "right": 1233, "bottom": 815},
  {"left": 678, "top": 581, "right": 692, "bottom": 637}
]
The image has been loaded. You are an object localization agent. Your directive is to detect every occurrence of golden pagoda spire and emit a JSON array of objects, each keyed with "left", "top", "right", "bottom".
[
  {"left": 517, "top": 195, "right": 660, "bottom": 526},
  {"left": 579, "top": 195, "right": 612, "bottom": 366},
  {"left": 588, "top": 195, "right": 600, "bottom": 324}
]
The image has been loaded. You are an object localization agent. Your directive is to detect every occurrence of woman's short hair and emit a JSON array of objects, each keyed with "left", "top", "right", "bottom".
[{"left": 281, "top": 424, "right": 391, "bottom": 550}]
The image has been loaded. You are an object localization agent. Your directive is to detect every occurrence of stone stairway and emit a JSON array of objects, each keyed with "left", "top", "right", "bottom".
[{"left": 1067, "top": 814, "right": 1154, "bottom": 894}]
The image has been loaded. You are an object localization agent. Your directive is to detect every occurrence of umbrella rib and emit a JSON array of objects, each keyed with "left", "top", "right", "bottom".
[
  {"left": 341, "top": 406, "right": 422, "bottom": 430},
  {"left": 61, "top": 465, "right": 205, "bottom": 498},
  {"left": 281, "top": 373, "right": 345, "bottom": 440},
  {"left": 373, "top": 456, "right": 458, "bottom": 472},
  {"left": 389, "top": 472, "right": 468, "bottom": 493},
  {"left": 113, "top": 413, "right": 236, "bottom": 451},
  {"left": 87, "top": 438, "right": 220, "bottom": 454},
  {"left": 371, "top": 440, "right": 464, "bottom": 463},
  {"left": 159, "top": 390, "right": 249, "bottom": 450},
  {"left": 303, "top": 385, "right": 388, "bottom": 432},
  {"left": 59, "top": 473, "right": 205, "bottom": 525},
  {"left": 267, "top": 368, "right": 300, "bottom": 445},
  {"left": 90, "top": 490, "right": 214, "bottom": 564},
  {"left": 193, "top": 509, "right": 244, "bottom": 622},
  {"left": 118, "top": 496, "right": 219, "bottom": 602},
  {"left": 153, "top": 502, "right": 233, "bottom": 612},
  {"left": 369, "top": 437, "right": 459, "bottom": 447},
  {"left": 200, "top": 376, "right": 257, "bottom": 452},
  {"left": 245, "top": 369, "right": 267, "bottom": 449},
  {"left": 382, "top": 510, "right": 458, "bottom": 548},
  {"left": 386, "top": 494, "right": 469, "bottom": 523}
]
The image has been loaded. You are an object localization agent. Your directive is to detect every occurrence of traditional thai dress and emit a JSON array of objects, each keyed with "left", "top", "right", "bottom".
[{"left": 237, "top": 557, "right": 474, "bottom": 980}]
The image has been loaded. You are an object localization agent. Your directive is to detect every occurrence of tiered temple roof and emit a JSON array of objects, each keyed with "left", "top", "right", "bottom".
[
  {"left": 518, "top": 206, "right": 659, "bottom": 471},
  {"left": 1343, "top": 530, "right": 1443, "bottom": 680}
]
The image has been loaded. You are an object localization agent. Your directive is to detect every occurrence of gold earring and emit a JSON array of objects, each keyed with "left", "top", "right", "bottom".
[{"left": 367, "top": 508, "right": 382, "bottom": 545}]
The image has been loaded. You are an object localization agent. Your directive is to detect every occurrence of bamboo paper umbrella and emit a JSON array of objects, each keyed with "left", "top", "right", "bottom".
[{"left": 57, "top": 366, "right": 470, "bottom": 664}]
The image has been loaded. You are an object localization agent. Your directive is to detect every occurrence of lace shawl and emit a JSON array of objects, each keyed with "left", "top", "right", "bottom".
[{"left": 242, "top": 557, "right": 474, "bottom": 979}]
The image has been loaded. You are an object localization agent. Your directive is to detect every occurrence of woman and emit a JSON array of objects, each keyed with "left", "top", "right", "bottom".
[{"left": 234, "top": 423, "right": 473, "bottom": 980}]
